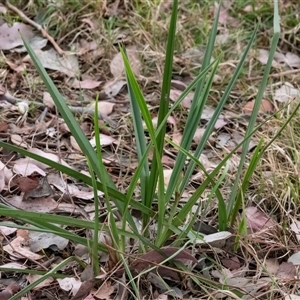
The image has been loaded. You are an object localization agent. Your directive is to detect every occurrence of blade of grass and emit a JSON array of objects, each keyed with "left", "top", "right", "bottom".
[
  {"left": 227, "top": 1, "right": 280, "bottom": 225},
  {"left": 93, "top": 98, "right": 123, "bottom": 258},
  {"left": 145, "top": 0, "right": 178, "bottom": 214},
  {"left": 21, "top": 35, "right": 115, "bottom": 190},
  {"left": 164, "top": 3, "right": 222, "bottom": 203},
  {"left": 180, "top": 26, "right": 258, "bottom": 199}
]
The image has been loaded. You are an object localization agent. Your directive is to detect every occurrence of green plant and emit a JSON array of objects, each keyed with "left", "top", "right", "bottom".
[{"left": 0, "top": 0, "right": 285, "bottom": 298}]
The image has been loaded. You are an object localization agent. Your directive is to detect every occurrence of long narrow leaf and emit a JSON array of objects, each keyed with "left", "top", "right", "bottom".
[
  {"left": 145, "top": 0, "right": 178, "bottom": 213},
  {"left": 181, "top": 26, "right": 258, "bottom": 197},
  {"left": 228, "top": 2, "right": 280, "bottom": 223},
  {"left": 21, "top": 35, "right": 115, "bottom": 190}
]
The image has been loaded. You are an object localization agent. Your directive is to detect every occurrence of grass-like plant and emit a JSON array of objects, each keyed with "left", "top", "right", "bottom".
[{"left": 0, "top": 0, "right": 286, "bottom": 298}]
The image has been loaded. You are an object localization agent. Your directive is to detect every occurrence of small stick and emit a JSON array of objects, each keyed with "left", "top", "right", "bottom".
[{"left": 5, "top": 0, "right": 65, "bottom": 55}]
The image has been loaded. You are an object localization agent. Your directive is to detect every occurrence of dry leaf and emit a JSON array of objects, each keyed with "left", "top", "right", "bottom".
[
  {"left": 290, "top": 219, "right": 300, "bottom": 243},
  {"left": 169, "top": 89, "right": 194, "bottom": 109},
  {"left": 13, "top": 163, "right": 46, "bottom": 177},
  {"left": 70, "top": 136, "right": 82, "bottom": 152},
  {"left": 89, "top": 101, "right": 115, "bottom": 116},
  {"left": 14, "top": 176, "right": 39, "bottom": 192},
  {"left": 43, "top": 92, "right": 55, "bottom": 109},
  {"left": 24, "top": 48, "right": 79, "bottom": 77},
  {"left": 0, "top": 161, "right": 13, "bottom": 184},
  {"left": 263, "top": 258, "right": 279, "bottom": 275},
  {"left": 27, "top": 274, "right": 54, "bottom": 290},
  {"left": 68, "top": 78, "right": 102, "bottom": 89},
  {"left": 57, "top": 277, "right": 82, "bottom": 296},
  {"left": 276, "top": 262, "right": 296, "bottom": 279},
  {"left": 110, "top": 46, "right": 140, "bottom": 78},
  {"left": 5, "top": 194, "right": 58, "bottom": 213},
  {"left": 11, "top": 134, "right": 28, "bottom": 148},
  {"left": 23, "top": 176, "right": 54, "bottom": 200},
  {"left": 94, "top": 281, "right": 115, "bottom": 300},
  {"left": 131, "top": 247, "right": 197, "bottom": 273},
  {"left": 0, "top": 23, "right": 34, "bottom": 50},
  {"left": 0, "top": 284, "right": 19, "bottom": 300},
  {"left": 242, "top": 99, "right": 274, "bottom": 114},
  {"left": 103, "top": 80, "right": 126, "bottom": 98},
  {"left": 3, "top": 235, "right": 44, "bottom": 260},
  {"left": 288, "top": 252, "right": 300, "bottom": 266},
  {"left": 0, "top": 122, "right": 8, "bottom": 132},
  {"left": 245, "top": 206, "right": 275, "bottom": 233},
  {"left": 29, "top": 231, "right": 68, "bottom": 252},
  {"left": 89, "top": 134, "right": 115, "bottom": 147},
  {"left": 273, "top": 83, "right": 300, "bottom": 103}
]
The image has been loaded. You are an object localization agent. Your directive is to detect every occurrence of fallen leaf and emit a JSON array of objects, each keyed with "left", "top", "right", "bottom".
[
  {"left": 0, "top": 262, "right": 27, "bottom": 269},
  {"left": 0, "top": 23, "right": 34, "bottom": 50},
  {"left": 77, "top": 39, "right": 98, "bottom": 55},
  {"left": 23, "top": 176, "right": 54, "bottom": 200},
  {"left": 273, "top": 83, "right": 300, "bottom": 103},
  {"left": 0, "top": 284, "right": 19, "bottom": 300},
  {"left": 0, "top": 122, "right": 8, "bottom": 132},
  {"left": 242, "top": 99, "right": 274, "bottom": 114},
  {"left": 245, "top": 206, "right": 276, "bottom": 233},
  {"left": 43, "top": 92, "right": 55, "bottom": 109},
  {"left": 29, "top": 231, "right": 68, "bottom": 252},
  {"left": 284, "top": 52, "right": 300, "bottom": 68},
  {"left": 67, "top": 184, "right": 103, "bottom": 200},
  {"left": 27, "top": 274, "right": 54, "bottom": 290},
  {"left": 221, "top": 256, "right": 241, "bottom": 270},
  {"left": 163, "top": 169, "right": 173, "bottom": 188},
  {"left": 169, "top": 89, "right": 194, "bottom": 109},
  {"left": 13, "top": 35, "right": 47, "bottom": 53},
  {"left": 131, "top": 247, "right": 197, "bottom": 273},
  {"left": 187, "top": 230, "right": 232, "bottom": 247},
  {"left": 214, "top": 2, "right": 238, "bottom": 26},
  {"left": 3, "top": 235, "right": 44, "bottom": 260},
  {"left": 110, "top": 46, "right": 141, "bottom": 78},
  {"left": 288, "top": 252, "right": 300, "bottom": 266},
  {"left": 5, "top": 194, "right": 58, "bottom": 213},
  {"left": 0, "top": 161, "right": 13, "bottom": 184},
  {"left": 28, "top": 148, "right": 71, "bottom": 169},
  {"left": 23, "top": 48, "right": 79, "bottom": 77},
  {"left": 11, "top": 134, "right": 28, "bottom": 148},
  {"left": 14, "top": 176, "right": 39, "bottom": 192},
  {"left": 257, "top": 49, "right": 283, "bottom": 68},
  {"left": 57, "top": 277, "right": 82, "bottom": 296},
  {"left": 193, "top": 128, "right": 205, "bottom": 144},
  {"left": 290, "top": 219, "right": 300, "bottom": 243},
  {"left": 263, "top": 258, "right": 279, "bottom": 275},
  {"left": 161, "top": 155, "right": 175, "bottom": 167},
  {"left": 257, "top": 49, "right": 300, "bottom": 69},
  {"left": 0, "top": 224, "right": 18, "bottom": 236},
  {"left": 67, "top": 78, "right": 102, "bottom": 89},
  {"left": 89, "top": 101, "right": 115, "bottom": 116},
  {"left": 276, "top": 262, "right": 296, "bottom": 279},
  {"left": 89, "top": 134, "right": 115, "bottom": 147},
  {"left": 103, "top": 80, "right": 126, "bottom": 98},
  {"left": 94, "top": 281, "right": 115, "bottom": 300},
  {"left": 13, "top": 163, "right": 46, "bottom": 177}
]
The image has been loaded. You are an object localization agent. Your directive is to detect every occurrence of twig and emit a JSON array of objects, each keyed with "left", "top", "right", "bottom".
[
  {"left": 247, "top": 68, "right": 300, "bottom": 81},
  {"left": 5, "top": 0, "right": 65, "bottom": 55}
]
